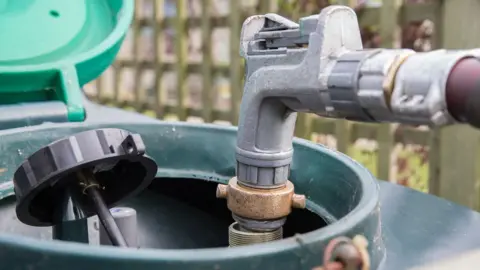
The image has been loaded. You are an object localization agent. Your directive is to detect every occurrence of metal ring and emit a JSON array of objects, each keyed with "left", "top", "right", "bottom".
[
  {"left": 382, "top": 51, "right": 416, "bottom": 109},
  {"left": 81, "top": 183, "right": 100, "bottom": 195},
  {"left": 232, "top": 214, "right": 286, "bottom": 232}
]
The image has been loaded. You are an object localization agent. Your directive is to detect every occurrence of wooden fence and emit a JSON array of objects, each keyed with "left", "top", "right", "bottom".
[{"left": 85, "top": 0, "right": 480, "bottom": 210}]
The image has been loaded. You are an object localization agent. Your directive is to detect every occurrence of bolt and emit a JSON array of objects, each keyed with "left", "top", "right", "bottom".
[
  {"left": 332, "top": 244, "right": 362, "bottom": 269},
  {"left": 352, "top": 235, "right": 370, "bottom": 270},
  {"left": 292, "top": 194, "right": 306, "bottom": 208},
  {"left": 323, "top": 236, "right": 367, "bottom": 270},
  {"left": 352, "top": 235, "right": 368, "bottom": 249},
  {"left": 216, "top": 184, "right": 228, "bottom": 198}
]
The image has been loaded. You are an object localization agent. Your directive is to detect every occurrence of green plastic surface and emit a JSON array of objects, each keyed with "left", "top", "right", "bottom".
[
  {"left": 2, "top": 104, "right": 480, "bottom": 269},
  {"left": 0, "top": 116, "right": 383, "bottom": 269},
  {"left": 0, "top": 0, "right": 133, "bottom": 121}
]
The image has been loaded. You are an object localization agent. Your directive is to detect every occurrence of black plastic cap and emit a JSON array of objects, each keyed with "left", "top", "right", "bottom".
[{"left": 13, "top": 128, "right": 158, "bottom": 226}]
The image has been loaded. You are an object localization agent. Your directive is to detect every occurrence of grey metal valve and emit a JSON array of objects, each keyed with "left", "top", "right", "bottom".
[
  {"left": 237, "top": 5, "right": 480, "bottom": 188},
  {"left": 236, "top": 7, "right": 370, "bottom": 189},
  {"left": 218, "top": 5, "right": 480, "bottom": 239}
]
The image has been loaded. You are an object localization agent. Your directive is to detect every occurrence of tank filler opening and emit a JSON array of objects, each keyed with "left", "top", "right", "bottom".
[{"left": 120, "top": 177, "right": 327, "bottom": 249}]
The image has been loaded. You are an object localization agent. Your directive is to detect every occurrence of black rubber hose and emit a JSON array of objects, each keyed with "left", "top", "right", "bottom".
[
  {"left": 446, "top": 57, "right": 480, "bottom": 128},
  {"left": 86, "top": 186, "right": 128, "bottom": 247}
]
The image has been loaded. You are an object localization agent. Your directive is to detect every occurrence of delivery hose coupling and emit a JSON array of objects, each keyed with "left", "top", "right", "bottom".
[
  {"left": 216, "top": 177, "right": 306, "bottom": 221},
  {"left": 217, "top": 177, "right": 305, "bottom": 246},
  {"left": 217, "top": 177, "right": 305, "bottom": 233}
]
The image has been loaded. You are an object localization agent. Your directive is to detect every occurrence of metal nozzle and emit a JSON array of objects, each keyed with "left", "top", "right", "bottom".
[{"left": 228, "top": 222, "right": 283, "bottom": 247}]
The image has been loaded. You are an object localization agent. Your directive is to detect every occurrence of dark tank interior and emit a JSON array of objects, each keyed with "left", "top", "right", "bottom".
[
  {"left": 121, "top": 177, "right": 328, "bottom": 249},
  {"left": 0, "top": 177, "right": 328, "bottom": 249}
]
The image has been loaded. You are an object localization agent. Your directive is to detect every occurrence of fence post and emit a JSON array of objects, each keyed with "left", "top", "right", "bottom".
[
  {"left": 433, "top": 0, "right": 480, "bottom": 210},
  {"left": 175, "top": 0, "right": 188, "bottom": 121},
  {"left": 293, "top": 5, "right": 310, "bottom": 140},
  {"left": 376, "top": 0, "right": 400, "bottom": 181},
  {"left": 133, "top": 0, "right": 143, "bottom": 111},
  {"left": 153, "top": 0, "right": 164, "bottom": 118},
  {"left": 229, "top": 0, "right": 241, "bottom": 125},
  {"left": 258, "top": 0, "right": 273, "bottom": 13},
  {"left": 201, "top": 0, "right": 213, "bottom": 122},
  {"left": 427, "top": 0, "right": 443, "bottom": 196}
]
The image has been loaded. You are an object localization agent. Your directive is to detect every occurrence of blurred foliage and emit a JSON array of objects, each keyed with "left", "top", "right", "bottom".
[
  {"left": 275, "top": 0, "right": 434, "bottom": 50},
  {"left": 397, "top": 146, "right": 429, "bottom": 192},
  {"left": 348, "top": 145, "right": 428, "bottom": 193},
  {"left": 349, "top": 146, "right": 377, "bottom": 177}
]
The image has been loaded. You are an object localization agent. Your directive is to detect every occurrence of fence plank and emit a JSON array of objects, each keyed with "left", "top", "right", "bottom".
[
  {"left": 427, "top": 0, "right": 443, "bottom": 194},
  {"left": 133, "top": 0, "right": 143, "bottom": 111},
  {"left": 258, "top": 0, "right": 272, "bottom": 13},
  {"left": 175, "top": 0, "right": 188, "bottom": 121},
  {"left": 153, "top": 0, "right": 164, "bottom": 117},
  {"left": 201, "top": 0, "right": 213, "bottom": 122},
  {"left": 335, "top": 120, "right": 351, "bottom": 154},
  {"left": 112, "top": 64, "right": 120, "bottom": 106},
  {"left": 117, "top": 61, "right": 229, "bottom": 74},
  {"left": 229, "top": 0, "right": 242, "bottom": 125},
  {"left": 295, "top": 114, "right": 310, "bottom": 139},
  {"left": 95, "top": 74, "right": 103, "bottom": 101},
  {"left": 376, "top": 0, "right": 400, "bottom": 181},
  {"left": 429, "top": 1, "right": 443, "bottom": 50},
  {"left": 358, "top": 2, "right": 439, "bottom": 28},
  {"left": 428, "top": 128, "right": 441, "bottom": 195}
]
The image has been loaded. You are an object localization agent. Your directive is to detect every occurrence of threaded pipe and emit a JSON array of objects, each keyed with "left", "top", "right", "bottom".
[{"left": 228, "top": 222, "right": 282, "bottom": 247}]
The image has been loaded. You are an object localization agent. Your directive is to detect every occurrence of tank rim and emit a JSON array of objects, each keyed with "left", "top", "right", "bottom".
[{"left": 0, "top": 121, "right": 380, "bottom": 261}]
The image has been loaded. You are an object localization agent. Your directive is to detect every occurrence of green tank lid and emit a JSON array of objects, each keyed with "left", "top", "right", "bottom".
[{"left": 0, "top": 0, "right": 134, "bottom": 121}]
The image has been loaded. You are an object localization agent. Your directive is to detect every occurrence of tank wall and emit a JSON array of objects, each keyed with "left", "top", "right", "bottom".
[{"left": 0, "top": 121, "right": 382, "bottom": 269}]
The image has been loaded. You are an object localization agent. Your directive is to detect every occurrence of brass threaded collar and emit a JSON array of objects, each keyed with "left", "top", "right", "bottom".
[{"left": 216, "top": 177, "right": 306, "bottom": 220}]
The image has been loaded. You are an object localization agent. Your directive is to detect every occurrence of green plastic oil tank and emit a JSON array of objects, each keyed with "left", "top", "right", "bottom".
[
  {"left": 0, "top": 0, "right": 132, "bottom": 125},
  {"left": 1, "top": 1, "right": 480, "bottom": 270}
]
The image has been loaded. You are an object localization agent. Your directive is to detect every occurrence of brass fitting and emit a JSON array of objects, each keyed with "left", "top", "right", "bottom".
[
  {"left": 216, "top": 184, "right": 228, "bottom": 198},
  {"left": 216, "top": 177, "right": 306, "bottom": 221}
]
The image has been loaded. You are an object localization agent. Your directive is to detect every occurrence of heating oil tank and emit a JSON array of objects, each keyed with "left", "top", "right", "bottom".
[{"left": 1, "top": 1, "right": 480, "bottom": 270}]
